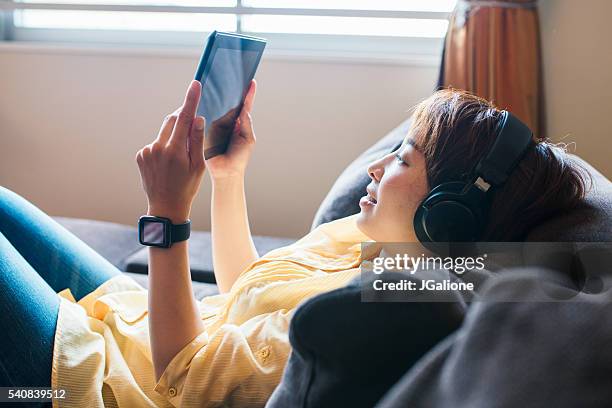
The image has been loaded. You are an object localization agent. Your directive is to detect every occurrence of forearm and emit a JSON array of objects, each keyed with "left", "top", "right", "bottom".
[
  {"left": 135, "top": 80, "right": 210, "bottom": 382},
  {"left": 147, "top": 211, "right": 205, "bottom": 382},
  {"left": 211, "top": 176, "right": 259, "bottom": 293}
]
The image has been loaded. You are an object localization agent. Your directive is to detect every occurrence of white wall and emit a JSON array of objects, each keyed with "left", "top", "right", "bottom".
[
  {"left": 539, "top": 0, "right": 612, "bottom": 179},
  {"left": 1, "top": 0, "right": 610, "bottom": 238},
  {"left": 0, "top": 46, "right": 436, "bottom": 238}
]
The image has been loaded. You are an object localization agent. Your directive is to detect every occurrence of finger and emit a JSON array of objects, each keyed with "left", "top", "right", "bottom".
[
  {"left": 135, "top": 149, "right": 144, "bottom": 168},
  {"left": 142, "top": 143, "right": 153, "bottom": 158},
  {"left": 234, "top": 80, "right": 256, "bottom": 142},
  {"left": 189, "top": 115, "right": 206, "bottom": 168},
  {"left": 238, "top": 111, "right": 255, "bottom": 144},
  {"left": 155, "top": 109, "right": 179, "bottom": 145},
  {"left": 233, "top": 117, "right": 241, "bottom": 135},
  {"left": 243, "top": 79, "right": 257, "bottom": 114},
  {"left": 169, "top": 80, "right": 202, "bottom": 149}
]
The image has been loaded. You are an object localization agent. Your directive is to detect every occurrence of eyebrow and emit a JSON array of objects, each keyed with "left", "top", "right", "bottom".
[
  {"left": 405, "top": 138, "right": 424, "bottom": 158},
  {"left": 398, "top": 137, "right": 417, "bottom": 152}
]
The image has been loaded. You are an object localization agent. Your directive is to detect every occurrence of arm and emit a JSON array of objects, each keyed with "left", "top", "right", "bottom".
[
  {"left": 206, "top": 80, "right": 259, "bottom": 293},
  {"left": 136, "top": 80, "right": 207, "bottom": 381},
  {"left": 211, "top": 176, "right": 258, "bottom": 293},
  {"left": 147, "top": 239, "right": 204, "bottom": 381}
]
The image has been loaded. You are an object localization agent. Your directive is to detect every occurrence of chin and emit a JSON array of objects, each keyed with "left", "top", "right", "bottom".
[
  {"left": 357, "top": 211, "right": 417, "bottom": 243},
  {"left": 355, "top": 211, "right": 376, "bottom": 241}
]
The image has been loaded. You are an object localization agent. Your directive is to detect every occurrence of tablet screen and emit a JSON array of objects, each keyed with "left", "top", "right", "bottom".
[
  {"left": 196, "top": 37, "right": 264, "bottom": 159},
  {"left": 198, "top": 48, "right": 260, "bottom": 125}
]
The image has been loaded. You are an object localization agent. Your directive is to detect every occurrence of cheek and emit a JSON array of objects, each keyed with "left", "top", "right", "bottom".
[{"left": 379, "top": 172, "right": 427, "bottom": 214}]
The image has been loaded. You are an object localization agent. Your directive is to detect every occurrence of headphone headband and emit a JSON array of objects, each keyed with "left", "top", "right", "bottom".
[{"left": 473, "top": 110, "right": 534, "bottom": 189}]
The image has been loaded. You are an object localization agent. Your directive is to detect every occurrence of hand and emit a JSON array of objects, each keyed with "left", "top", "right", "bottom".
[
  {"left": 135, "top": 80, "right": 206, "bottom": 222},
  {"left": 206, "top": 79, "right": 257, "bottom": 182}
]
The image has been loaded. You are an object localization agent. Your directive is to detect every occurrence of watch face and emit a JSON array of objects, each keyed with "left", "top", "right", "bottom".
[{"left": 139, "top": 217, "right": 170, "bottom": 247}]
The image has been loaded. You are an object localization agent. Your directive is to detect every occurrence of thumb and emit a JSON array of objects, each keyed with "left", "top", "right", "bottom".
[
  {"left": 236, "top": 79, "right": 257, "bottom": 143},
  {"left": 189, "top": 115, "right": 206, "bottom": 167},
  {"left": 237, "top": 109, "right": 255, "bottom": 144}
]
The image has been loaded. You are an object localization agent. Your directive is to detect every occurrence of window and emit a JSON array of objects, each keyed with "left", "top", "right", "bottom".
[{"left": 0, "top": 0, "right": 456, "bottom": 62}]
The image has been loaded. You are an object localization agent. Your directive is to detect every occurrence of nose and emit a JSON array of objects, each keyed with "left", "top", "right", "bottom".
[{"left": 367, "top": 154, "right": 386, "bottom": 182}]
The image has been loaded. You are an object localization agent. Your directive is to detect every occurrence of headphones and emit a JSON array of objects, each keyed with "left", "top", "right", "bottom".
[{"left": 413, "top": 110, "right": 534, "bottom": 247}]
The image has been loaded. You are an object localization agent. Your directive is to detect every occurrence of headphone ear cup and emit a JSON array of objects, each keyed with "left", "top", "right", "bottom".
[
  {"left": 413, "top": 203, "right": 432, "bottom": 244},
  {"left": 414, "top": 182, "right": 487, "bottom": 244}
]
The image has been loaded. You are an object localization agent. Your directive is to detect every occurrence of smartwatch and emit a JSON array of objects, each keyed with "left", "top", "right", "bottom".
[{"left": 138, "top": 215, "right": 191, "bottom": 248}]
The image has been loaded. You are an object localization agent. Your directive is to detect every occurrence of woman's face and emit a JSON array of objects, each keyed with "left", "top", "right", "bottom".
[{"left": 356, "top": 137, "right": 429, "bottom": 242}]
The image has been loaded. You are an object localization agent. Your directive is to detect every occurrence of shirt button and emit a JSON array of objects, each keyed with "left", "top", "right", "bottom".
[
  {"left": 168, "top": 387, "right": 177, "bottom": 397},
  {"left": 258, "top": 346, "right": 270, "bottom": 360}
]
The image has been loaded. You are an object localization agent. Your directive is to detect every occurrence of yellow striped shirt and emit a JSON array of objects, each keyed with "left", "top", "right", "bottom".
[{"left": 51, "top": 214, "right": 370, "bottom": 407}]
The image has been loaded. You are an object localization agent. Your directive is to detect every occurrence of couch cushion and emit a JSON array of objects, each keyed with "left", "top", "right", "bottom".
[
  {"left": 122, "top": 271, "right": 219, "bottom": 300},
  {"left": 124, "top": 231, "right": 296, "bottom": 283},
  {"left": 311, "top": 117, "right": 412, "bottom": 229},
  {"left": 265, "top": 269, "right": 466, "bottom": 408},
  {"left": 526, "top": 155, "right": 612, "bottom": 242},
  {"left": 53, "top": 216, "right": 142, "bottom": 270}
]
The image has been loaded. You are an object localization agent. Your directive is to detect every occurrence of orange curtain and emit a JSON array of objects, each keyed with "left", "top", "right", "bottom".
[{"left": 438, "top": 0, "right": 545, "bottom": 138}]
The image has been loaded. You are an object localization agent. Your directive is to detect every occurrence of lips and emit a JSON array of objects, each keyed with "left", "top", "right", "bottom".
[{"left": 366, "top": 187, "right": 378, "bottom": 204}]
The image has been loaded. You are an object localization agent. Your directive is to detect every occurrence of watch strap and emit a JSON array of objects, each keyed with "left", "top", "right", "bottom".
[{"left": 170, "top": 220, "right": 191, "bottom": 244}]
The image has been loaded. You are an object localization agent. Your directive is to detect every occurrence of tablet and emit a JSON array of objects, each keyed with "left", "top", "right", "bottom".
[{"left": 194, "top": 30, "right": 267, "bottom": 159}]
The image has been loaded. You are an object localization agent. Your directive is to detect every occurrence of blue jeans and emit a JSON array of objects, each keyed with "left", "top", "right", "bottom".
[{"left": 0, "top": 186, "right": 121, "bottom": 389}]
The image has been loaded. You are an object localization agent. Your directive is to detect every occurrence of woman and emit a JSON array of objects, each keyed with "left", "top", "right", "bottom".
[{"left": 0, "top": 80, "right": 588, "bottom": 407}]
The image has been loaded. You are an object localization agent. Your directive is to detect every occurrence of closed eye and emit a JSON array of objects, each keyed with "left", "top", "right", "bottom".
[{"left": 395, "top": 153, "right": 408, "bottom": 166}]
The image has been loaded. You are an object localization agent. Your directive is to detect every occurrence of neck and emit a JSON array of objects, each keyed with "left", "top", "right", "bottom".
[{"left": 360, "top": 241, "right": 434, "bottom": 264}]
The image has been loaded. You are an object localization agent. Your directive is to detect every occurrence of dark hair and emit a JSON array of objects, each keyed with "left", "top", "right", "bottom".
[{"left": 407, "top": 88, "right": 591, "bottom": 241}]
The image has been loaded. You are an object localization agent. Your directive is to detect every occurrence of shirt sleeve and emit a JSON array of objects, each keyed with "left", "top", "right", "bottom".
[{"left": 154, "top": 309, "right": 293, "bottom": 408}]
